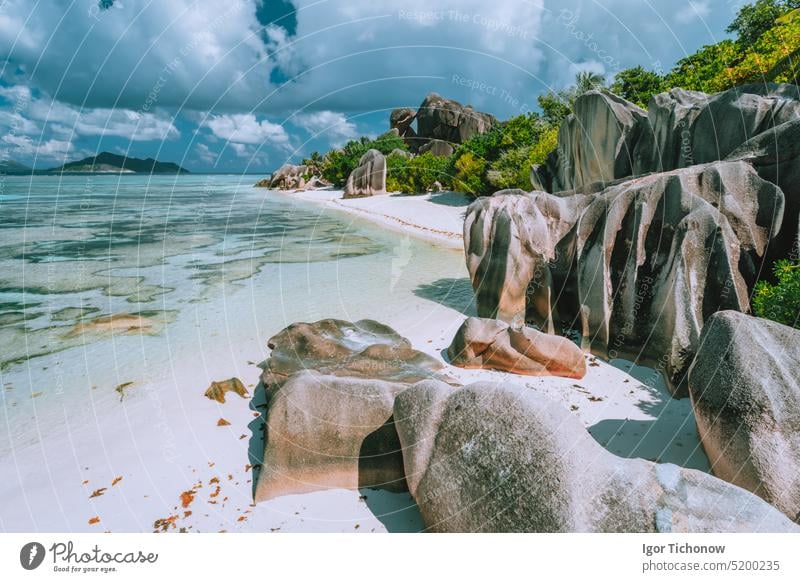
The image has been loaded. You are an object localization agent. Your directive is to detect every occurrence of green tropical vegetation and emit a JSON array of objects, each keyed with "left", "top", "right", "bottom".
[{"left": 753, "top": 260, "right": 800, "bottom": 328}]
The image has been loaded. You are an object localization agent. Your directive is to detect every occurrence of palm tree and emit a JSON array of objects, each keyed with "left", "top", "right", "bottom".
[{"left": 574, "top": 71, "right": 606, "bottom": 95}]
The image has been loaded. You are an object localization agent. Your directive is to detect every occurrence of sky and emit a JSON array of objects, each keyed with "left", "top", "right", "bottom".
[{"left": 0, "top": 0, "right": 743, "bottom": 172}]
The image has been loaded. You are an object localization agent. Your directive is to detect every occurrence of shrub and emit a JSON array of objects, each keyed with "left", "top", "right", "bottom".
[
  {"left": 452, "top": 151, "right": 487, "bottom": 196},
  {"left": 752, "top": 259, "right": 800, "bottom": 328},
  {"left": 488, "top": 126, "right": 559, "bottom": 190},
  {"left": 386, "top": 152, "right": 451, "bottom": 193}
]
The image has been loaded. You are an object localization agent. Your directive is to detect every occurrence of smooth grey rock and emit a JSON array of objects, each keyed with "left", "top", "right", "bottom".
[
  {"left": 532, "top": 91, "right": 651, "bottom": 192},
  {"left": 415, "top": 92, "right": 496, "bottom": 145},
  {"left": 689, "top": 310, "right": 800, "bottom": 522},
  {"left": 418, "top": 138, "right": 454, "bottom": 158},
  {"left": 447, "top": 316, "right": 587, "bottom": 378},
  {"left": 635, "top": 83, "right": 800, "bottom": 175},
  {"left": 728, "top": 117, "right": 800, "bottom": 260},
  {"left": 255, "top": 319, "right": 452, "bottom": 501},
  {"left": 268, "top": 163, "right": 308, "bottom": 190},
  {"left": 465, "top": 161, "right": 785, "bottom": 394},
  {"left": 344, "top": 149, "right": 386, "bottom": 198},
  {"left": 394, "top": 381, "right": 799, "bottom": 532}
]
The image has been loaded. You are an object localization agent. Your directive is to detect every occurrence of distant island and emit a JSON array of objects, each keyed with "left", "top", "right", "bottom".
[{"left": 1, "top": 152, "right": 189, "bottom": 175}]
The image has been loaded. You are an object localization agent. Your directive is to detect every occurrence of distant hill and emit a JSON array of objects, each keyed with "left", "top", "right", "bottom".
[
  {"left": 0, "top": 160, "right": 33, "bottom": 174},
  {"left": 47, "top": 152, "right": 189, "bottom": 174}
]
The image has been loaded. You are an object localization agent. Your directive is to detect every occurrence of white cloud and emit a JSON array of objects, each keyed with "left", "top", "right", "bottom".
[
  {"left": 2, "top": 134, "right": 74, "bottom": 159},
  {"left": 675, "top": 1, "right": 712, "bottom": 25},
  {"left": 29, "top": 100, "right": 179, "bottom": 141},
  {"left": 292, "top": 110, "right": 358, "bottom": 145},
  {"left": 0, "top": 84, "right": 179, "bottom": 141},
  {"left": 204, "top": 113, "right": 289, "bottom": 146},
  {"left": 0, "top": 0, "right": 271, "bottom": 111},
  {"left": 194, "top": 142, "right": 218, "bottom": 165}
]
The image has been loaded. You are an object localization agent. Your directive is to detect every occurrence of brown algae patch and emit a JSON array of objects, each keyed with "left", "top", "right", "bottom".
[
  {"left": 205, "top": 378, "right": 249, "bottom": 404},
  {"left": 62, "top": 310, "right": 176, "bottom": 339}
]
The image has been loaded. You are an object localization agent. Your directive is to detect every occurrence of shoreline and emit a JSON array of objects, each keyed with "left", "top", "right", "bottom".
[
  {"left": 273, "top": 188, "right": 469, "bottom": 251},
  {"left": 1, "top": 179, "right": 710, "bottom": 533}
]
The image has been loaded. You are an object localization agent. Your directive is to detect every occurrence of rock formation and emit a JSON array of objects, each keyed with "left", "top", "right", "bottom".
[
  {"left": 532, "top": 91, "right": 650, "bottom": 192},
  {"left": 727, "top": 117, "right": 800, "bottom": 260},
  {"left": 390, "top": 107, "right": 417, "bottom": 146},
  {"left": 689, "top": 310, "right": 800, "bottom": 522},
  {"left": 447, "top": 317, "right": 586, "bottom": 378},
  {"left": 343, "top": 149, "right": 387, "bottom": 198},
  {"left": 256, "top": 164, "right": 330, "bottom": 191},
  {"left": 534, "top": 84, "right": 800, "bottom": 200},
  {"left": 387, "top": 93, "right": 496, "bottom": 153},
  {"left": 255, "top": 319, "right": 450, "bottom": 501},
  {"left": 260, "top": 318, "right": 447, "bottom": 394},
  {"left": 416, "top": 92, "right": 496, "bottom": 145},
  {"left": 637, "top": 83, "right": 800, "bottom": 174},
  {"left": 255, "top": 371, "right": 410, "bottom": 500},
  {"left": 418, "top": 138, "right": 454, "bottom": 158},
  {"left": 265, "top": 163, "right": 308, "bottom": 190},
  {"left": 393, "top": 381, "right": 799, "bottom": 532},
  {"left": 465, "top": 161, "right": 785, "bottom": 393}
]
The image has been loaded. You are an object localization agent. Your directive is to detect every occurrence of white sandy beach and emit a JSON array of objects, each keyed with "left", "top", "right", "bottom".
[
  {"left": 289, "top": 189, "right": 468, "bottom": 250},
  {"left": 0, "top": 184, "right": 708, "bottom": 534}
]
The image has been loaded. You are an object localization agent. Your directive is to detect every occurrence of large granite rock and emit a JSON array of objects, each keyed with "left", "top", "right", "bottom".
[
  {"left": 534, "top": 84, "right": 800, "bottom": 195},
  {"left": 419, "top": 138, "right": 454, "bottom": 158},
  {"left": 343, "top": 149, "right": 386, "bottom": 198},
  {"left": 390, "top": 107, "right": 417, "bottom": 142},
  {"left": 255, "top": 319, "right": 450, "bottom": 501},
  {"left": 447, "top": 317, "right": 586, "bottom": 378},
  {"left": 255, "top": 371, "right": 409, "bottom": 500},
  {"left": 689, "top": 311, "right": 800, "bottom": 522},
  {"left": 465, "top": 161, "right": 785, "bottom": 393},
  {"left": 728, "top": 117, "right": 800, "bottom": 260},
  {"left": 415, "top": 92, "right": 496, "bottom": 145},
  {"left": 267, "top": 163, "right": 308, "bottom": 190},
  {"left": 636, "top": 83, "right": 800, "bottom": 175},
  {"left": 394, "top": 381, "right": 799, "bottom": 532},
  {"left": 465, "top": 188, "right": 590, "bottom": 326},
  {"left": 532, "top": 91, "right": 651, "bottom": 192},
  {"left": 260, "top": 318, "right": 447, "bottom": 393}
]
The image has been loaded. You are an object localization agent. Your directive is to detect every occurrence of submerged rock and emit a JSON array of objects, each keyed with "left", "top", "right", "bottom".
[
  {"left": 447, "top": 317, "right": 586, "bottom": 378},
  {"left": 689, "top": 310, "right": 800, "bottom": 522},
  {"left": 465, "top": 161, "right": 785, "bottom": 393},
  {"left": 343, "top": 149, "right": 387, "bottom": 198},
  {"left": 394, "top": 381, "right": 799, "bottom": 532}
]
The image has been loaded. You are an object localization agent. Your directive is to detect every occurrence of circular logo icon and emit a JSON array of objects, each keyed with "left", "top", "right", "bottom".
[{"left": 19, "top": 542, "right": 46, "bottom": 570}]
